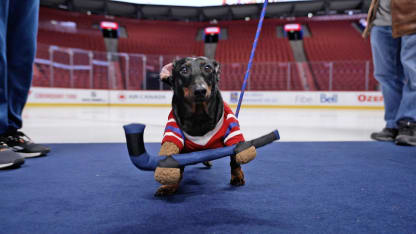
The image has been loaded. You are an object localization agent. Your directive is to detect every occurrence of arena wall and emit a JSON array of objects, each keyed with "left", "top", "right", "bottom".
[{"left": 27, "top": 87, "right": 384, "bottom": 109}]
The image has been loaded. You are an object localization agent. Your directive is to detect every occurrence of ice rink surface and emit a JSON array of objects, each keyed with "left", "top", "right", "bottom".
[{"left": 21, "top": 106, "right": 385, "bottom": 143}]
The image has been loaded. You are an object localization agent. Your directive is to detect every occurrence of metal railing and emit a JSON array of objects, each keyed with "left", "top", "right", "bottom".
[{"left": 33, "top": 44, "right": 378, "bottom": 91}]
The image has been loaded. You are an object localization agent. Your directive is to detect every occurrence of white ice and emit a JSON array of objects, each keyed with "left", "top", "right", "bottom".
[{"left": 21, "top": 106, "right": 385, "bottom": 143}]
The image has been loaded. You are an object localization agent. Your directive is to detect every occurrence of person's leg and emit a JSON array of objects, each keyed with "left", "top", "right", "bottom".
[
  {"left": 0, "top": 0, "right": 24, "bottom": 169},
  {"left": 6, "top": 0, "right": 39, "bottom": 131},
  {"left": 0, "top": 0, "right": 9, "bottom": 135},
  {"left": 395, "top": 33, "right": 416, "bottom": 146},
  {"left": 396, "top": 33, "right": 416, "bottom": 121},
  {"left": 3, "top": 0, "right": 49, "bottom": 157},
  {"left": 370, "top": 26, "right": 403, "bottom": 141},
  {"left": 371, "top": 26, "right": 404, "bottom": 128}
]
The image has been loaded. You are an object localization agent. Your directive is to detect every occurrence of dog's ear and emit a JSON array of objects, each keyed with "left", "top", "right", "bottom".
[
  {"left": 162, "top": 77, "right": 174, "bottom": 88},
  {"left": 161, "top": 75, "right": 174, "bottom": 88},
  {"left": 160, "top": 62, "right": 174, "bottom": 87},
  {"left": 167, "top": 58, "right": 187, "bottom": 87},
  {"left": 172, "top": 58, "right": 181, "bottom": 72},
  {"left": 166, "top": 58, "right": 183, "bottom": 87},
  {"left": 213, "top": 60, "right": 221, "bottom": 81}
]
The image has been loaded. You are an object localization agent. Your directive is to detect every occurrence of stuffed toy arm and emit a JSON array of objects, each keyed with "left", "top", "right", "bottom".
[
  {"left": 159, "top": 141, "right": 180, "bottom": 156},
  {"left": 155, "top": 142, "right": 181, "bottom": 185},
  {"left": 235, "top": 145, "right": 256, "bottom": 164}
]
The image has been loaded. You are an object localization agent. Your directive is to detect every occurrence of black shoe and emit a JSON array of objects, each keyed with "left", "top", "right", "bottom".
[
  {"left": 370, "top": 128, "right": 398, "bottom": 142},
  {"left": 395, "top": 119, "right": 416, "bottom": 146},
  {"left": 2, "top": 131, "right": 50, "bottom": 158},
  {"left": 0, "top": 142, "right": 24, "bottom": 169}
]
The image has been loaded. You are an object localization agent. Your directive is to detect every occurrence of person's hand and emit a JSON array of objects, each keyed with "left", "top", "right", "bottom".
[{"left": 160, "top": 63, "right": 173, "bottom": 80}]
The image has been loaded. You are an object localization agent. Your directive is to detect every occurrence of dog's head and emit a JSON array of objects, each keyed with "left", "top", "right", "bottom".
[
  {"left": 162, "top": 57, "right": 224, "bottom": 135},
  {"left": 163, "top": 57, "right": 220, "bottom": 103}
]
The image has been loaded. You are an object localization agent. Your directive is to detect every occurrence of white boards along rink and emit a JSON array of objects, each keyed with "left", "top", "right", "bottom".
[{"left": 26, "top": 87, "right": 384, "bottom": 109}]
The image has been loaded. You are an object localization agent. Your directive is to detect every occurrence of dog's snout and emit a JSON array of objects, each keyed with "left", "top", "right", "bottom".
[{"left": 194, "top": 87, "right": 207, "bottom": 97}]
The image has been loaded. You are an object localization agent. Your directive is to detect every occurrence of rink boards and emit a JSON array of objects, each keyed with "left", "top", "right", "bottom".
[{"left": 26, "top": 87, "right": 384, "bottom": 109}]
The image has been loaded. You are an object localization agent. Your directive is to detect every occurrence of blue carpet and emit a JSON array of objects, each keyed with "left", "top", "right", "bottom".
[{"left": 1, "top": 142, "right": 415, "bottom": 234}]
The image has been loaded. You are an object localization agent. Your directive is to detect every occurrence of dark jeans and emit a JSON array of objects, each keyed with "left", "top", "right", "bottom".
[{"left": 0, "top": 0, "right": 39, "bottom": 134}]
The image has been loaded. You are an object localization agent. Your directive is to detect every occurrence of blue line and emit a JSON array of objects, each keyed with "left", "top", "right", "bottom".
[{"left": 235, "top": 0, "right": 268, "bottom": 118}]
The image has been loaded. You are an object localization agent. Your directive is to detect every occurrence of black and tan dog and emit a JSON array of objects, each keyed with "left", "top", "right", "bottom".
[{"left": 154, "top": 57, "right": 256, "bottom": 196}]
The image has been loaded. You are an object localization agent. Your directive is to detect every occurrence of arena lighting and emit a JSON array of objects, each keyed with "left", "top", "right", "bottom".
[
  {"left": 284, "top": 23, "right": 301, "bottom": 32},
  {"left": 111, "top": 0, "right": 313, "bottom": 7},
  {"left": 100, "top": 21, "right": 119, "bottom": 30},
  {"left": 204, "top": 26, "right": 220, "bottom": 35}
]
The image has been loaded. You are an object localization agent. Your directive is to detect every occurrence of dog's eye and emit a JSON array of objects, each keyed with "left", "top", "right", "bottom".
[
  {"left": 204, "top": 65, "right": 213, "bottom": 73},
  {"left": 180, "top": 67, "right": 188, "bottom": 74}
]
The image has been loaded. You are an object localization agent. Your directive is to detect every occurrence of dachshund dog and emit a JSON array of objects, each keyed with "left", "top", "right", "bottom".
[{"left": 154, "top": 57, "right": 256, "bottom": 196}]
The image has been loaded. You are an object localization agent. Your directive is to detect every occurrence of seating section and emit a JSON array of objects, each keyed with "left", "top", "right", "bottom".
[
  {"left": 33, "top": 44, "right": 52, "bottom": 87},
  {"left": 37, "top": 29, "right": 105, "bottom": 51},
  {"left": 37, "top": 8, "right": 106, "bottom": 51},
  {"left": 214, "top": 20, "right": 299, "bottom": 90},
  {"left": 118, "top": 21, "right": 204, "bottom": 56},
  {"left": 219, "top": 62, "right": 303, "bottom": 91},
  {"left": 303, "top": 20, "right": 377, "bottom": 91},
  {"left": 214, "top": 21, "right": 294, "bottom": 63},
  {"left": 34, "top": 7, "right": 375, "bottom": 91}
]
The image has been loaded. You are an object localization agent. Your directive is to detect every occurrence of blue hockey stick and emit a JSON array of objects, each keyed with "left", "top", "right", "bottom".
[{"left": 124, "top": 123, "right": 279, "bottom": 171}]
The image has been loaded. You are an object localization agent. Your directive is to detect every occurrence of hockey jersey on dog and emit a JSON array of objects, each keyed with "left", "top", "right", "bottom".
[{"left": 162, "top": 102, "right": 245, "bottom": 152}]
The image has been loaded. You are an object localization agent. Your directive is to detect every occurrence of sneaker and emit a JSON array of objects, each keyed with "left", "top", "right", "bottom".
[
  {"left": 395, "top": 119, "right": 416, "bottom": 146},
  {"left": 2, "top": 131, "right": 50, "bottom": 158},
  {"left": 370, "top": 128, "right": 398, "bottom": 142},
  {"left": 0, "top": 142, "right": 24, "bottom": 169}
]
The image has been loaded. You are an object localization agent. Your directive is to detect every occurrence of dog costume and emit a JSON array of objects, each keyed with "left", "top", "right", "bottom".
[{"left": 162, "top": 102, "right": 244, "bottom": 152}]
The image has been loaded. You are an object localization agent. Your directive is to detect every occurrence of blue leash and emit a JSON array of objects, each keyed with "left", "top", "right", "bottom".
[{"left": 235, "top": 0, "right": 268, "bottom": 118}]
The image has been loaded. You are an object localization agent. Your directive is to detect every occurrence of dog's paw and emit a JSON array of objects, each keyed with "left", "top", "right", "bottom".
[
  {"left": 230, "top": 176, "right": 245, "bottom": 186},
  {"left": 202, "top": 161, "right": 212, "bottom": 168},
  {"left": 154, "top": 184, "right": 180, "bottom": 196},
  {"left": 230, "top": 167, "right": 245, "bottom": 186},
  {"left": 154, "top": 167, "right": 181, "bottom": 185},
  {"left": 236, "top": 146, "right": 256, "bottom": 164}
]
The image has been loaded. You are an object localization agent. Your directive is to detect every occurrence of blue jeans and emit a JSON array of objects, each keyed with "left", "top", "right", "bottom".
[
  {"left": 371, "top": 26, "right": 416, "bottom": 128},
  {"left": 0, "top": 0, "right": 39, "bottom": 134}
]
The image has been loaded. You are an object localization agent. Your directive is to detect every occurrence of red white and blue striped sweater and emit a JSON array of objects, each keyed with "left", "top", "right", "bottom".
[{"left": 162, "top": 102, "right": 245, "bottom": 152}]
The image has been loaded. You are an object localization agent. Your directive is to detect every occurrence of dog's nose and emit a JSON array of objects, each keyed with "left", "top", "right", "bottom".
[{"left": 194, "top": 87, "right": 207, "bottom": 97}]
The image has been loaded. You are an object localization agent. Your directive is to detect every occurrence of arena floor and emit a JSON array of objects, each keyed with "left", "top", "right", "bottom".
[{"left": 2, "top": 106, "right": 415, "bottom": 233}]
